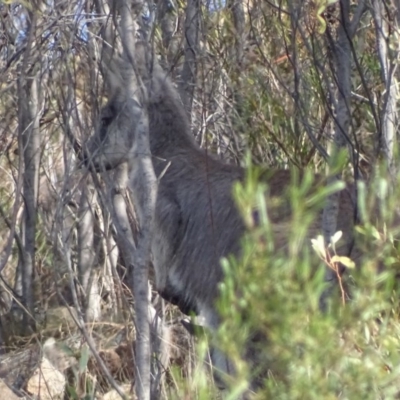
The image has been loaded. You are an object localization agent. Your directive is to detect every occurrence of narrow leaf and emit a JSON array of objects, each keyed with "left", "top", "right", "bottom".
[{"left": 331, "top": 255, "right": 356, "bottom": 269}]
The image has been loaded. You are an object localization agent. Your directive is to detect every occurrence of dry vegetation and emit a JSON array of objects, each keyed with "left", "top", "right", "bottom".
[{"left": 0, "top": 0, "right": 400, "bottom": 399}]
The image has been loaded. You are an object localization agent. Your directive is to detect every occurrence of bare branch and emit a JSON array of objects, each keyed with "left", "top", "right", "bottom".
[
  {"left": 179, "top": 0, "right": 200, "bottom": 119},
  {"left": 372, "top": 0, "right": 399, "bottom": 178}
]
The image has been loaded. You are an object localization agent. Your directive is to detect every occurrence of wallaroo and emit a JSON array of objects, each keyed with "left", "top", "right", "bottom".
[{"left": 86, "top": 42, "right": 358, "bottom": 388}]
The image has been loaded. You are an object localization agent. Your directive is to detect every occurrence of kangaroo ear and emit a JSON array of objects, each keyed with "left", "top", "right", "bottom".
[
  {"left": 134, "top": 41, "right": 147, "bottom": 70},
  {"left": 100, "top": 49, "right": 126, "bottom": 100},
  {"left": 133, "top": 41, "right": 152, "bottom": 81},
  {"left": 134, "top": 41, "right": 161, "bottom": 80}
]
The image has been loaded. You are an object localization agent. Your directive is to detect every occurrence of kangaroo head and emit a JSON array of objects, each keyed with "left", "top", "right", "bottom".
[{"left": 85, "top": 42, "right": 153, "bottom": 171}]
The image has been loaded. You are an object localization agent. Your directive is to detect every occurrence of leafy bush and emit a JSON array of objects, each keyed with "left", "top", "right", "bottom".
[{"left": 207, "top": 166, "right": 400, "bottom": 399}]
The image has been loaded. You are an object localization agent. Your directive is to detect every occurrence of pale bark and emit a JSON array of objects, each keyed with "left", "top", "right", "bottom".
[
  {"left": 113, "top": 2, "right": 158, "bottom": 398},
  {"left": 372, "top": 0, "right": 399, "bottom": 178},
  {"left": 109, "top": 166, "right": 169, "bottom": 397},
  {"left": 110, "top": 0, "right": 152, "bottom": 388},
  {"left": 110, "top": 164, "right": 137, "bottom": 262},
  {"left": 101, "top": 212, "right": 119, "bottom": 314},
  {"left": 229, "top": 0, "right": 245, "bottom": 67},
  {"left": 320, "top": 1, "right": 363, "bottom": 298},
  {"left": 128, "top": 123, "right": 157, "bottom": 400},
  {"left": 16, "top": 12, "right": 42, "bottom": 332},
  {"left": 323, "top": 0, "right": 352, "bottom": 240},
  {"left": 0, "top": 164, "right": 23, "bottom": 275},
  {"left": 228, "top": 0, "right": 245, "bottom": 121},
  {"left": 78, "top": 185, "right": 101, "bottom": 322},
  {"left": 179, "top": 0, "right": 200, "bottom": 120},
  {"left": 158, "top": 0, "right": 177, "bottom": 51}
]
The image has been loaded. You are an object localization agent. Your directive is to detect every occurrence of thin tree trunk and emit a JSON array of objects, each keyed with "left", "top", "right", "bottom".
[
  {"left": 321, "top": 0, "right": 356, "bottom": 301},
  {"left": 102, "top": 4, "right": 155, "bottom": 398},
  {"left": 324, "top": 0, "right": 352, "bottom": 228},
  {"left": 228, "top": 0, "right": 245, "bottom": 118},
  {"left": 372, "top": 0, "right": 398, "bottom": 178},
  {"left": 101, "top": 213, "right": 119, "bottom": 315},
  {"left": 158, "top": 0, "right": 177, "bottom": 54},
  {"left": 179, "top": 0, "right": 200, "bottom": 120},
  {"left": 17, "top": 12, "right": 42, "bottom": 331},
  {"left": 78, "top": 184, "right": 101, "bottom": 322},
  {"left": 117, "top": 1, "right": 157, "bottom": 397}
]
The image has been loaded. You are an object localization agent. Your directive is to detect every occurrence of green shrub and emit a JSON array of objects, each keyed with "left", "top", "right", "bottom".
[{"left": 212, "top": 166, "right": 400, "bottom": 399}]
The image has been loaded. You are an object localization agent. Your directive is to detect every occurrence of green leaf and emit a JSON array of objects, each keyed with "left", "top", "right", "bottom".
[{"left": 331, "top": 255, "right": 356, "bottom": 269}]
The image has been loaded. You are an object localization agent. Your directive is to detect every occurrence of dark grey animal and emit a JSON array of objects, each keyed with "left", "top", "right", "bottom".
[{"left": 86, "top": 43, "right": 357, "bottom": 387}]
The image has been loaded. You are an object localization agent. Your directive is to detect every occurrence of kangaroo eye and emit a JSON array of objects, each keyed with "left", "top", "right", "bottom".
[
  {"left": 99, "top": 116, "right": 112, "bottom": 140},
  {"left": 101, "top": 116, "right": 113, "bottom": 127}
]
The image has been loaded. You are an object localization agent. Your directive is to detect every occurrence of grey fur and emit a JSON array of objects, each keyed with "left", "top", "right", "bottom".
[
  {"left": 87, "top": 48, "right": 248, "bottom": 323},
  {"left": 86, "top": 43, "right": 357, "bottom": 388}
]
